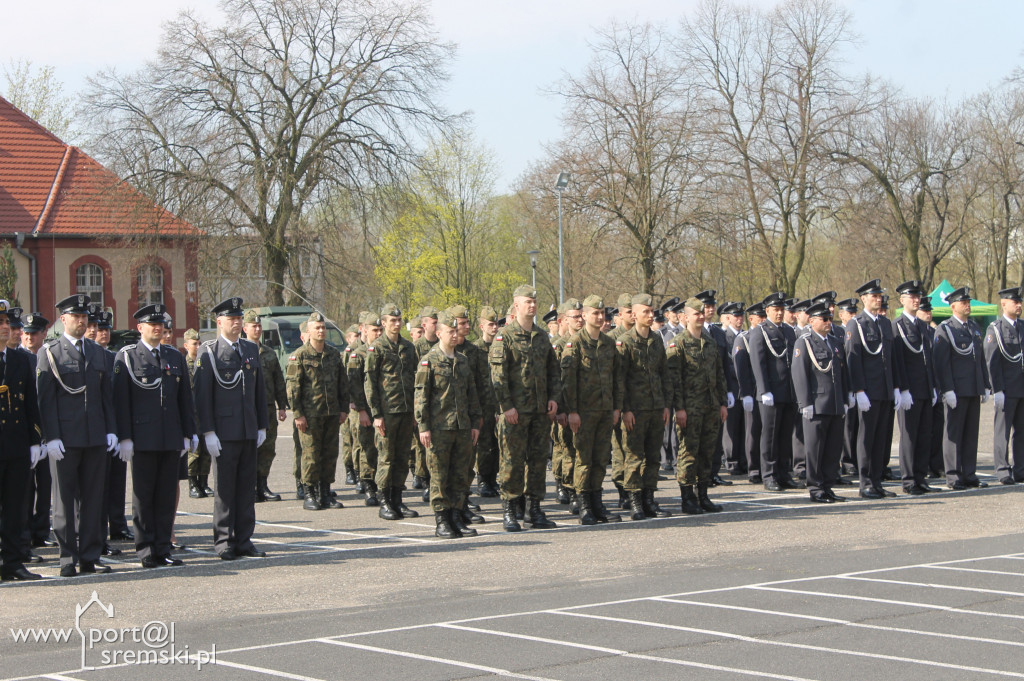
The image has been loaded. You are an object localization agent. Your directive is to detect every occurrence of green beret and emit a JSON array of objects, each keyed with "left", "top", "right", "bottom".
[
  {"left": 409, "top": 316, "right": 422, "bottom": 329},
  {"left": 513, "top": 284, "right": 537, "bottom": 299},
  {"left": 380, "top": 303, "right": 401, "bottom": 318},
  {"left": 308, "top": 311, "right": 326, "bottom": 324},
  {"left": 243, "top": 309, "right": 260, "bottom": 324},
  {"left": 437, "top": 311, "right": 458, "bottom": 329},
  {"left": 617, "top": 293, "right": 633, "bottom": 309},
  {"left": 631, "top": 293, "right": 654, "bottom": 307},
  {"left": 447, "top": 304, "right": 469, "bottom": 319},
  {"left": 479, "top": 305, "right": 498, "bottom": 322},
  {"left": 582, "top": 295, "right": 603, "bottom": 310},
  {"left": 683, "top": 297, "right": 704, "bottom": 312},
  {"left": 359, "top": 311, "right": 381, "bottom": 327},
  {"left": 184, "top": 328, "right": 199, "bottom": 341},
  {"left": 345, "top": 324, "right": 360, "bottom": 335},
  {"left": 558, "top": 298, "right": 582, "bottom": 314},
  {"left": 419, "top": 306, "right": 439, "bottom": 320}
]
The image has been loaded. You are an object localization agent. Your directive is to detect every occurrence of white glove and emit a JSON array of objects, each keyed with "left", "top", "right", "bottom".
[
  {"left": 943, "top": 391, "right": 958, "bottom": 409},
  {"left": 900, "top": 390, "right": 913, "bottom": 411},
  {"left": 30, "top": 445, "right": 44, "bottom": 468},
  {"left": 256, "top": 429, "right": 267, "bottom": 447},
  {"left": 981, "top": 389, "right": 991, "bottom": 404},
  {"left": 742, "top": 396, "right": 754, "bottom": 413},
  {"left": 801, "top": 405, "right": 814, "bottom": 420},
  {"left": 893, "top": 388, "right": 901, "bottom": 404},
  {"left": 204, "top": 432, "right": 222, "bottom": 458},
  {"left": 994, "top": 391, "right": 1006, "bottom": 410},
  {"left": 932, "top": 389, "right": 938, "bottom": 407},
  {"left": 726, "top": 392, "right": 735, "bottom": 409},
  {"left": 182, "top": 437, "right": 190, "bottom": 458},
  {"left": 106, "top": 433, "right": 118, "bottom": 452},
  {"left": 47, "top": 439, "right": 66, "bottom": 461},
  {"left": 856, "top": 391, "right": 871, "bottom": 412},
  {"left": 761, "top": 392, "right": 775, "bottom": 407},
  {"left": 847, "top": 393, "right": 856, "bottom": 409},
  {"left": 118, "top": 439, "right": 134, "bottom": 463},
  {"left": 191, "top": 434, "right": 199, "bottom": 451}
]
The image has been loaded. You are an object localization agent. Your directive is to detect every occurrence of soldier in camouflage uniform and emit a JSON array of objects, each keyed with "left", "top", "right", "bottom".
[
  {"left": 412, "top": 307, "right": 440, "bottom": 493},
  {"left": 490, "top": 284, "right": 561, "bottom": 531},
  {"left": 446, "top": 305, "right": 488, "bottom": 522},
  {"left": 286, "top": 312, "right": 349, "bottom": 511},
  {"left": 667, "top": 298, "right": 729, "bottom": 515},
  {"left": 416, "top": 311, "right": 483, "bottom": 538},
  {"left": 184, "top": 328, "right": 214, "bottom": 498},
  {"left": 365, "top": 304, "right": 420, "bottom": 520},
  {"left": 608, "top": 293, "right": 635, "bottom": 509},
  {"left": 409, "top": 316, "right": 423, "bottom": 343},
  {"left": 243, "top": 310, "right": 289, "bottom": 502},
  {"left": 473, "top": 306, "right": 501, "bottom": 497},
  {"left": 291, "top": 322, "right": 308, "bottom": 499},
  {"left": 348, "top": 312, "right": 382, "bottom": 505},
  {"left": 340, "top": 323, "right": 361, "bottom": 486},
  {"left": 618, "top": 293, "right": 674, "bottom": 521},
  {"left": 561, "top": 295, "right": 624, "bottom": 525},
  {"left": 551, "top": 299, "right": 584, "bottom": 512}
]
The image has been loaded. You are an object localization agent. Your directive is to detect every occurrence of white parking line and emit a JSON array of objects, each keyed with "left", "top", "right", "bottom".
[
  {"left": 212, "top": 659, "right": 327, "bottom": 681},
  {"left": 748, "top": 586, "right": 1024, "bottom": 621},
  {"left": 920, "top": 565, "right": 1024, "bottom": 577},
  {"left": 836, "top": 575, "right": 1024, "bottom": 597}
]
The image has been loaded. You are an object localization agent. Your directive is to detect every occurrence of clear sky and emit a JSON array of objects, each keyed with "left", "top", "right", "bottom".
[{"left": 5, "top": 0, "right": 1023, "bottom": 191}]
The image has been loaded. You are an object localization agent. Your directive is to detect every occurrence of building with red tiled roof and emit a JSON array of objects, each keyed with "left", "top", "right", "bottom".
[{"left": 0, "top": 95, "right": 200, "bottom": 340}]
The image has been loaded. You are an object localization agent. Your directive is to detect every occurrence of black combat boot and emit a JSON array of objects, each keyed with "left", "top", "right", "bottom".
[
  {"left": 679, "top": 484, "right": 704, "bottom": 515},
  {"left": 591, "top": 490, "right": 621, "bottom": 523},
  {"left": 355, "top": 478, "right": 366, "bottom": 494},
  {"left": 577, "top": 491, "right": 596, "bottom": 526},
  {"left": 466, "top": 497, "right": 481, "bottom": 512},
  {"left": 421, "top": 486, "right": 430, "bottom": 503},
  {"left": 616, "top": 482, "right": 631, "bottom": 510},
  {"left": 412, "top": 475, "right": 427, "bottom": 490},
  {"left": 568, "top": 490, "right": 580, "bottom": 515},
  {"left": 514, "top": 495, "right": 526, "bottom": 521},
  {"left": 643, "top": 489, "right": 672, "bottom": 518},
  {"left": 628, "top": 490, "right": 645, "bottom": 521},
  {"left": 303, "top": 482, "right": 321, "bottom": 510},
  {"left": 555, "top": 478, "right": 571, "bottom": 504},
  {"left": 321, "top": 482, "right": 343, "bottom": 509},
  {"left": 394, "top": 488, "right": 418, "bottom": 518},
  {"left": 364, "top": 481, "right": 379, "bottom": 506},
  {"left": 478, "top": 475, "right": 499, "bottom": 497},
  {"left": 525, "top": 498, "right": 557, "bottom": 529},
  {"left": 296, "top": 479, "right": 306, "bottom": 500},
  {"left": 435, "top": 511, "right": 459, "bottom": 539},
  {"left": 255, "top": 479, "right": 267, "bottom": 502},
  {"left": 502, "top": 498, "right": 522, "bottom": 532},
  {"left": 697, "top": 484, "right": 723, "bottom": 512},
  {"left": 378, "top": 487, "right": 402, "bottom": 520},
  {"left": 461, "top": 503, "right": 485, "bottom": 524},
  {"left": 201, "top": 476, "right": 214, "bottom": 495},
  {"left": 189, "top": 476, "right": 204, "bottom": 498},
  {"left": 345, "top": 466, "right": 357, "bottom": 485},
  {"left": 452, "top": 507, "right": 478, "bottom": 537},
  {"left": 258, "top": 476, "right": 281, "bottom": 502}
]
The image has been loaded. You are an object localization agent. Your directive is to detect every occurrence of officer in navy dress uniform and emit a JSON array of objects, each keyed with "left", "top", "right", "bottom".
[
  {"left": 787, "top": 299, "right": 812, "bottom": 481},
  {"left": 720, "top": 302, "right": 747, "bottom": 475},
  {"left": 892, "top": 281, "right": 939, "bottom": 494},
  {"left": 0, "top": 300, "right": 44, "bottom": 580},
  {"left": 917, "top": 297, "right": 945, "bottom": 477},
  {"left": 985, "top": 286, "right": 1024, "bottom": 484},
  {"left": 792, "top": 302, "right": 850, "bottom": 503},
  {"left": 933, "top": 286, "right": 991, "bottom": 490},
  {"left": 733, "top": 303, "right": 765, "bottom": 482},
  {"left": 845, "top": 280, "right": 905, "bottom": 499},
  {"left": 748, "top": 292, "right": 799, "bottom": 491},
  {"left": 193, "top": 297, "right": 269, "bottom": 560},
  {"left": 114, "top": 304, "right": 196, "bottom": 568},
  {"left": 37, "top": 294, "right": 118, "bottom": 576},
  {"left": 835, "top": 297, "right": 860, "bottom": 475},
  {"left": 18, "top": 313, "right": 54, "bottom": 556},
  {"left": 697, "top": 291, "right": 736, "bottom": 486},
  {"left": 811, "top": 291, "right": 854, "bottom": 487}
]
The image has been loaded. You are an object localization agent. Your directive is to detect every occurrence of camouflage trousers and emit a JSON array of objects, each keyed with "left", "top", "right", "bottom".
[
  {"left": 573, "top": 411, "right": 614, "bottom": 493},
  {"left": 675, "top": 405, "right": 720, "bottom": 486},
  {"left": 426, "top": 429, "right": 474, "bottom": 512},
  {"left": 475, "top": 412, "right": 499, "bottom": 481},
  {"left": 497, "top": 411, "right": 550, "bottom": 501},
  {"left": 412, "top": 433, "right": 429, "bottom": 479},
  {"left": 610, "top": 423, "right": 625, "bottom": 485},
  {"left": 341, "top": 416, "right": 356, "bottom": 472},
  {"left": 292, "top": 424, "right": 303, "bottom": 480},
  {"left": 622, "top": 409, "right": 666, "bottom": 492},
  {"left": 375, "top": 412, "right": 414, "bottom": 490},
  {"left": 356, "top": 421, "right": 378, "bottom": 482},
  {"left": 299, "top": 415, "right": 340, "bottom": 486},
  {"left": 256, "top": 409, "right": 278, "bottom": 478},
  {"left": 551, "top": 422, "right": 576, "bottom": 486},
  {"left": 188, "top": 440, "right": 212, "bottom": 477}
]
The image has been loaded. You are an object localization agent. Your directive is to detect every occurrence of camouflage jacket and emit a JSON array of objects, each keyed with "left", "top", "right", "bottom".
[
  {"left": 286, "top": 341, "right": 348, "bottom": 418},
  {"left": 346, "top": 339, "right": 369, "bottom": 412},
  {"left": 414, "top": 334, "right": 439, "bottom": 360},
  {"left": 258, "top": 342, "right": 288, "bottom": 410},
  {"left": 666, "top": 328, "right": 727, "bottom": 411},
  {"left": 617, "top": 326, "right": 675, "bottom": 412},
  {"left": 364, "top": 332, "right": 418, "bottom": 418},
  {"left": 415, "top": 345, "right": 482, "bottom": 432},
  {"left": 459, "top": 339, "right": 495, "bottom": 414},
  {"left": 560, "top": 329, "right": 623, "bottom": 413},
  {"left": 489, "top": 318, "right": 561, "bottom": 415}
]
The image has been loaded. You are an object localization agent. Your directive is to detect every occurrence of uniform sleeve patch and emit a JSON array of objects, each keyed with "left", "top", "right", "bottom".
[
  {"left": 794, "top": 347, "right": 801, "bottom": 357},
  {"left": 368, "top": 346, "right": 375, "bottom": 352},
  {"left": 565, "top": 342, "right": 572, "bottom": 348},
  {"left": 289, "top": 355, "right": 298, "bottom": 361},
  {"left": 734, "top": 346, "right": 740, "bottom": 355},
  {"left": 668, "top": 343, "right": 675, "bottom": 348},
  {"left": 421, "top": 360, "right": 429, "bottom": 366},
  {"left": 616, "top": 340, "right": 622, "bottom": 346},
  {"left": 495, "top": 335, "right": 503, "bottom": 341}
]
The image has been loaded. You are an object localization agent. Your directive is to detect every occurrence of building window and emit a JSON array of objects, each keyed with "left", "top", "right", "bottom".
[
  {"left": 76, "top": 263, "right": 104, "bottom": 308},
  {"left": 137, "top": 264, "right": 164, "bottom": 306}
]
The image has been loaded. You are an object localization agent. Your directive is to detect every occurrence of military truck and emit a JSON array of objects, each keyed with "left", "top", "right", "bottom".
[{"left": 247, "top": 306, "right": 345, "bottom": 371}]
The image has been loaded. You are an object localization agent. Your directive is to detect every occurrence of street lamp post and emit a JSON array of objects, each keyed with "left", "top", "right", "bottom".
[
  {"left": 555, "top": 172, "right": 570, "bottom": 305},
  {"left": 526, "top": 250, "right": 540, "bottom": 289}
]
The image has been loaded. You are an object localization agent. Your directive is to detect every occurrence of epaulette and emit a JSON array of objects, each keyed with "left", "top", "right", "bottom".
[{"left": 201, "top": 339, "right": 218, "bottom": 347}]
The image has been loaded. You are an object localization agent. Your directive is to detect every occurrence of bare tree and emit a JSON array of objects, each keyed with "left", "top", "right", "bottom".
[{"left": 2, "top": 59, "right": 76, "bottom": 140}]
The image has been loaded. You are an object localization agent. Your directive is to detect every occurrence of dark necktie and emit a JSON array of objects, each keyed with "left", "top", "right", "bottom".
[
  {"left": 232, "top": 341, "right": 241, "bottom": 359},
  {"left": 153, "top": 346, "right": 161, "bottom": 364},
  {"left": 0, "top": 350, "right": 6, "bottom": 384},
  {"left": 75, "top": 340, "right": 85, "bottom": 370}
]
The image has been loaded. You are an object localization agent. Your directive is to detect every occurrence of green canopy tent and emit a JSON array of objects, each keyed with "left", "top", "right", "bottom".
[{"left": 897, "top": 279, "right": 998, "bottom": 328}]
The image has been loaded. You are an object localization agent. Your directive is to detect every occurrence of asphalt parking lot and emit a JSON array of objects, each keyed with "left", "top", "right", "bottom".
[{"left": 1, "top": 414, "right": 1021, "bottom": 681}]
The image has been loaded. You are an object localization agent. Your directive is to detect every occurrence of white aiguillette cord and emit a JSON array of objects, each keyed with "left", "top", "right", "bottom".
[
  {"left": 802, "top": 334, "right": 833, "bottom": 373},
  {"left": 202, "top": 340, "right": 244, "bottom": 390},
  {"left": 942, "top": 320, "right": 976, "bottom": 357}
]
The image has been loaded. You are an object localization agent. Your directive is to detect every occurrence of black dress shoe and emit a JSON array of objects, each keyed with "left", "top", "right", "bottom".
[
  {"left": 784, "top": 479, "right": 806, "bottom": 489},
  {"left": 171, "top": 541, "right": 186, "bottom": 551},
  {"left": 834, "top": 476, "right": 855, "bottom": 486},
  {"left": 903, "top": 485, "right": 926, "bottom": 496},
  {"left": 876, "top": 486, "right": 897, "bottom": 498},
  {"left": 965, "top": 479, "right": 989, "bottom": 488},
  {"left": 809, "top": 492, "right": 833, "bottom": 503},
  {"left": 237, "top": 548, "right": 267, "bottom": 558},
  {"left": 157, "top": 555, "right": 183, "bottom": 566},
  {"left": 80, "top": 561, "right": 111, "bottom": 574},
  {"left": 927, "top": 470, "right": 943, "bottom": 479},
  {"left": 882, "top": 468, "right": 896, "bottom": 481},
  {"left": 796, "top": 471, "right": 807, "bottom": 481},
  {"left": 218, "top": 548, "right": 238, "bottom": 561},
  {"left": 764, "top": 480, "right": 784, "bottom": 492},
  {"left": 27, "top": 553, "right": 44, "bottom": 564},
  {"left": 2, "top": 565, "right": 43, "bottom": 581},
  {"left": 59, "top": 564, "right": 77, "bottom": 577},
  {"left": 949, "top": 481, "right": 967, "bottom": 491},
  {"left": 919, "top": 482, "right": 939, "bottom": 492},
  {"left": 141, "top": 555, "right": 161, "bottom": 569},
  {"left": 748, "top": 475, "right": 763, "bottom": 484},
  {"left": 711, "top": 475, "right": 733, "bottom": 487},
  {"left": 102, "top": 544, "right": 122, "bottom": 557},
  {"left": 110, "top": 530, "right": 134, "bottom": 541},
  {"left": 1000, "top": 477, "right": 1017, "bottom": 485},
  {"left": 826, "top": 491, "right": 846, "bottom": 502},
  {"left": 31, "top": 538, "right": 57, "bottom": 548},
  {"left": 859, "top": 488, "right": 884, "bottom": 499}
]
